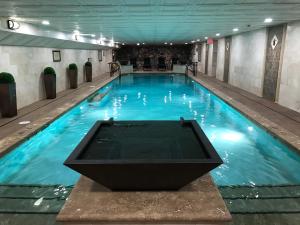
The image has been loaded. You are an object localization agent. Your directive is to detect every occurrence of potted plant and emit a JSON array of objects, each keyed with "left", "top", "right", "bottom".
[
  {"left": 43, "top": 67, "right": 56, "bottom": 99},
  {"left": 68, "top": 63, "right": 78, "bottom": 89},
  {"left": 0, "top": 72, "right": 17, "bottom": 117},
  {"left": 84, "top": 62, "right": 92, "bottom": 82}
]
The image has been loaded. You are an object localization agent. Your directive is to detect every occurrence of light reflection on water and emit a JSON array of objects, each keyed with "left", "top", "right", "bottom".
[{"left": 0, "top": 74, "right": 300, "bottom": 186}]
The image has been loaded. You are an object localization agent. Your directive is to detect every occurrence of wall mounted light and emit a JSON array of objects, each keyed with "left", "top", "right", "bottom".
[
  {"left": 264, "top": 18, "right": 273, "bottom": 23},
  {"left": 7, "top": 20, "right": 20, "bottom": 30},
  {"left": 42, "top": 20, "right": 50, "bottom": 25}
]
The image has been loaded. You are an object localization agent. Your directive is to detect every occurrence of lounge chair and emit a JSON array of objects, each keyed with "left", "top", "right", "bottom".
[
  {"left": 157, "top": 57, "right": 166, "bottom": 71},
  {"left": 130, "top": 58, "right": 137, "bottom": 70},
  {"left": 143, "top": 57, "right": 151, "bottom": 70},
  {"left": 171, "top": 58, "right": 178, "bottom": 70}
]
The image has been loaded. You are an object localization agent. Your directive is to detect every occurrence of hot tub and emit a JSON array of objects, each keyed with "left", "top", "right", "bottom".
[{"left": 64, "top": 118, "right": 222, "bottom": 190}]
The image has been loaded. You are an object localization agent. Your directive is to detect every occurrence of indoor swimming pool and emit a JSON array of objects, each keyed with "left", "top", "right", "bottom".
[{"left": 0, "top": 73, "right": 300, "bottom": 186}]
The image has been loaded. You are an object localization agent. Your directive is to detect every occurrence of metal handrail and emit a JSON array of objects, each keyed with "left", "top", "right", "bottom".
[
  {"left": 108, "top": 62, "right": 121, "bottom": 77},
  {"left": 185, "top": 62, "right": 198, "bottom": 77}
]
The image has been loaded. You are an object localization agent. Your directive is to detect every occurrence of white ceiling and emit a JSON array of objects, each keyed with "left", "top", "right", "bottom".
[{"left": 1, "top": 0, "right": 300, "bottom": 44}]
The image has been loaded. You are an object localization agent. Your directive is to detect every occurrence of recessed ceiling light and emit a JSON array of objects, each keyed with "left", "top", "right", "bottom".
[
  {"left": 185, "top": 42, "right": 188, "bottom": 45},
  {"left": 42, "top": 20, "right": 50, "bottom": 25},
  {"left": 196, "top": 39, "right": 200, "bottom": 42},
  {"left": 191, "top": 40, "right": 195, "bottom": 43},
  {"left": 233, "top": 28, "right": 239, "bottom": 32},
  {"left": 164, "top": 42, "right": 168, "bottom": 44},
  {"left": 122, "top": 43, "right": 125, "bottom": 45},
  {"left": 137, "top": 43, "right": 140, "bottom": 46},
  {"left": 170, "top": 43, "right": 173, "bottom": 45},
  {"left": 18, "top": 121, "right": 31, "bottom": 125},
  {"left": 205, "top": 37, "right": 208, "bottom": 40},
  {"left": 216, "top": 33, "right": 220, "bottom": 37},
  {"left": 264, "top": 18, "right": 273, "bottom": 23}
]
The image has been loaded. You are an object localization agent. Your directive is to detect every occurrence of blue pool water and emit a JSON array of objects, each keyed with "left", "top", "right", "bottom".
[{"left": 1, "top": 74, "right": 300, "bottom": 186}]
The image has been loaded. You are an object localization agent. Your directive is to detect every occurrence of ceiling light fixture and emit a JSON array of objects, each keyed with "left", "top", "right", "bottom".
[
  {"left": 205, "top": 37, "right": 208, "bottom": 40},
  {"left": 137, "top": 43, "right": 140, "bottom": 46},
  {"left": 216, "top": 33, "right": 220, "bottom": 37},
  {"left": 142, "top": 43, "right": 145, "bottom": 45},
  {"left": 233, "top": 28, "right": 239, "bottom": 32},
  {"left": 164, "top": 42, "right": 168, "bottom": 45},
  {"left": 42, "top": 20, "right": 50, "bottom": 25},
  {"left": 185, "top": 43, "right": 188, "bottom": 45},
  {"left": 170, "top": 43, "right": 173, "bottom": 45},
  {"left": 264, "top": 18, "right": 273, "bottom": 23},
  {"left": 122, "top": 43, "right": 125, "bottom": 45},
  {"left": 191, "top": 40, "right": 195, "bottom": 43},
  {"left": 196, "top": 39, "right": 200, "bottom": 42}
]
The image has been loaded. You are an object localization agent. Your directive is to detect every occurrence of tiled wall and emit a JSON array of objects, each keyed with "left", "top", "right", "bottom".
[
  {"left": 212, "top": 23, "right": 300, "bottom": 113},
  {"left": 0, "top": 46, "right": 112, "bottom": 109},
  {"left": 193, "top": 43, "right": 207, "bottom": 74},
  {"left": 278, "top": 21, "right": 300, "bottom": 112},
  {"left": 229, "top": 29, "right": 267, "bottom": 96},
  {"left": 216, "top": 38, "right": 225, "bottom": 81},
  {"left": 207, "top": 43, "right": 214, "bottom": 76}
]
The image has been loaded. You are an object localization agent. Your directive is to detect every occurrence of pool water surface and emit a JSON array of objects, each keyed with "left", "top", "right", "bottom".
[{"left": 1, "top": 74, "right": 300, "bottom": 186}]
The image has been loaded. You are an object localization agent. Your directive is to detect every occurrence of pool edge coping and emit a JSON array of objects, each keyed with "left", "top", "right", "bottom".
[
  {"left": 0, "top": 72, "right": 299, "bottom": 158},
  {"left": 0, "top": 74, "right": 119, "bottom": 158},
  {"left": 188, "top": 74, "right": 300, "bottom": 152}
]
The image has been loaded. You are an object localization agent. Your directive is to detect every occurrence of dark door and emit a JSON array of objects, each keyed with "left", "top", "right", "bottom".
[{"left": 204, "top": 44, "right": 209, "bottom": 74}]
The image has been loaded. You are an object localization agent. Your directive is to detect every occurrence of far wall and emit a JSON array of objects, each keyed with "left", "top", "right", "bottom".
[
  {"left": 0, "top": 46, "right": 112, "bottom": 109},
  {"left": 115, "top": 45, "right": 192, "bottom": 70}
]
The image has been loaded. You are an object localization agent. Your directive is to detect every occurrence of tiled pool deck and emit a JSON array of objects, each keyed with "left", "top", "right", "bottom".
[
  {"left": 1, "top": 72, "right": 300, "bottom": 225},
  {"left": 0, "top": 73, "right": 115, "bottom": 157}
]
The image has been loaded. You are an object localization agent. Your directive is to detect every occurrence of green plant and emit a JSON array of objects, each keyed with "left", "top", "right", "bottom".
[
  {"left": 0, "top": 72, "right": 15, "bottom": 84},
  {"left": 44, "top": 67, "right": 56, "bottom": 76},
  {"left": 85, "top": 62, "right": 92, "bottom": 67},
  {"left": 69, "top": 63, "right": 78, "bottom": 71}
]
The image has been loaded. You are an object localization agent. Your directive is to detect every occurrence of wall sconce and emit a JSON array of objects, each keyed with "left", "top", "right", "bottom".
[{"left": 7, "top": 20, "right": 20, "bottom": 30}]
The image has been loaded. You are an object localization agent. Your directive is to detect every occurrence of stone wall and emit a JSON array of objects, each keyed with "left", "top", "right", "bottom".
[
  {"left": 229, "top": 29, "right": 267, "bottom": 96},
  {"left": 263, "top": 24, "right": 285, "bottom": 101},
  {"left": 193, "top": 43, "right": 207, "bottom": 74},
  {"left": 115, "top": 45, "right": 192, "bottom": 70},
  {"left": 216, "top": 38, "right": 225, "bottom": 81},
  {"left": 278, "top": 21, "right": 300, "bottom": 112},
  {"left": 0, "top": 46, "right": 112, "bottom": 109}
]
